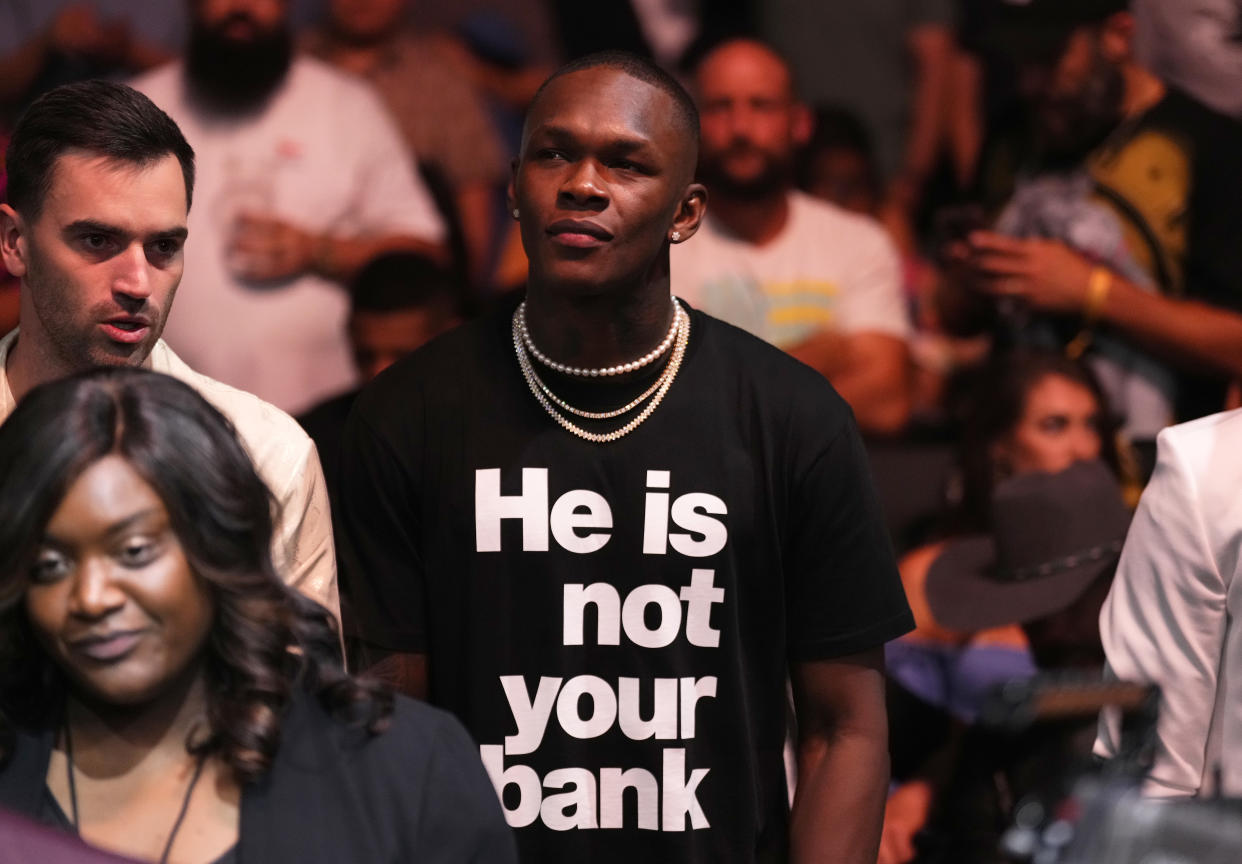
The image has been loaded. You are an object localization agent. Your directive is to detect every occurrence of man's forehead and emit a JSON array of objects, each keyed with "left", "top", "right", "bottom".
[
  {"left": 43, "top": 151, "right": 188, "bottom": 224},
  {"left": 696, "top": 42, "right": 793, "bottom": 99},
  {"left": 525, "top": 67, "right": 675, "bottom": 143}
]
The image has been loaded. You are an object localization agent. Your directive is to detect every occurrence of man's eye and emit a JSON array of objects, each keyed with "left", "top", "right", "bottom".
[
  {"left": 537, "top": 149, "right": 567, "bottom": 161},
  {"left": 149, "top": 239, "right": 181, "bottom": 258},
  {"left": 82, "top": 234, "right": 110, "bottom": 250}
]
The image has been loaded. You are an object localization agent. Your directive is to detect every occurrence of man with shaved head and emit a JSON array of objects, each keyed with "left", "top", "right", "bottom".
[
  {"left": 340, "top": 51, "right": 912, "bottom": 863},
  {"left": 674, "top": 38, "right": 913, "bottom": 436}
]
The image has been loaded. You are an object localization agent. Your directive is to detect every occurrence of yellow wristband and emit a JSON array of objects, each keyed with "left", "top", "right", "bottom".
[{"left": 1084, "top": 267, "right": 1112, "bottom": 324}]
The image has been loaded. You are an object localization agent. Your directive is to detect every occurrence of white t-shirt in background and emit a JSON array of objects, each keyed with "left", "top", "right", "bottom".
[
  {"left": 672, "top": 191, "right": 911, "bottom": 348},
  {"left": 132, "top": 57, "right": 445, "bottom": 414}
]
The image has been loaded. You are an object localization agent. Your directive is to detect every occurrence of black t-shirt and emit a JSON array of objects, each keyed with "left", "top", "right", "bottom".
[
  {"left": 297, "top": 388, "right": 359, "bottom": 504},
  {"left": 338, "top": 303, "right": 913, "bottom": 863}
]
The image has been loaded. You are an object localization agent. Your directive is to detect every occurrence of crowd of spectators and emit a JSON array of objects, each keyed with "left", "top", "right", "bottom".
[{"left": 2, "top": 0, "right": 1241, "bottom": 862}]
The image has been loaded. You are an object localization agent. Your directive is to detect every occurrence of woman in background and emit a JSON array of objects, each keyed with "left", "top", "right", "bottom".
[{"left": 0, "top": 367, "right": 514, "bottom": 864}]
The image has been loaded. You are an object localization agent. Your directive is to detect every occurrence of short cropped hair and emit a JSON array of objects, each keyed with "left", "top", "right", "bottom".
[
  {"left": 694, "top": 37, "right": 801, "bottom": 103},
  {"left": 5, "top": 80, "right": 196, "bottom": 219},
  {"left": 530, "top": 50, "right": 700, "bottom": 148},
  {"left": 351, "top": 252, "right": 462, "bottom": 318}
]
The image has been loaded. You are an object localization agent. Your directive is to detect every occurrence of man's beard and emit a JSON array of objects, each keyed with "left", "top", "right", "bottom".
[
  {"left": 186, "top": 15, "right": 293, "bottom": 113},
  {"left": 696, "top": 141, "right": 792, "bottom": 201},
  {"left": 1035, "top": 52, "right": 1127, "bottom": 168}
]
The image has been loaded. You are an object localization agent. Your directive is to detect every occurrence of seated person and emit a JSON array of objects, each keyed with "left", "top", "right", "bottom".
[
  {"left": 914, "top": 460, "right": 1132, "bottom": 864},
  {"left": 673, "top": 39, "right": 913, "bottom": 436},
  {"left": 952, "top": 3, "right": 1242, "bottom": 440},
  {"left": 297, "top": 253, "right": 462, "bottom": 658},
  {"left": 302, "top": 0, "right": 509, "bottom": 287},
  {"left": 0, "top": 367, "right": 515, "bottom": 863},
  {"left": 297, "top": 252, "right": 464, "bottom": 501},
  {"left": 881, "top": 350, "right": 1125, "bottom": 862},
  {"left": 797, "top": 106, "right": 882, "bottom": 218}
]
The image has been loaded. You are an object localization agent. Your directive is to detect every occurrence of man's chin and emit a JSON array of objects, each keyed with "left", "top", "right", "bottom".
[
  {"left": 530, "top": 262, "right": 648, "bottom": 299},
  {"left": 87, "top": 340, "right": 157, "bottom": 369},
  {"left": 698, "top": 167, "right": 783, "bottom": 201}
]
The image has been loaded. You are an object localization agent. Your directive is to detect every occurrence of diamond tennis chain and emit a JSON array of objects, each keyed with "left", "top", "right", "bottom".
[{"left": 512, "top": 300, "right": 689, "bottom": 442}]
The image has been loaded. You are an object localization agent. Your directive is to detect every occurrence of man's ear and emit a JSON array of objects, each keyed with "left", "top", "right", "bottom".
[
  {"left": 0, "top": 205, "right": 28, "bottom": 279},
  {"left": 1099, "top": 11, "right": 1135, "bottom": 64},
  {"left": 506, "top": 157, "right": 520, "bottom": 216},
  {"left": 669, "top": 183, "right": 708, "bottom": 244},
  {"left": 792, "top": 102, "right": 814, "bottom": 149}
]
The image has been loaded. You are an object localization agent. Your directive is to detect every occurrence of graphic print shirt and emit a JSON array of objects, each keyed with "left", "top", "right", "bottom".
[{"left": 338, "top": 304, "right": 913, "bottom": 862}]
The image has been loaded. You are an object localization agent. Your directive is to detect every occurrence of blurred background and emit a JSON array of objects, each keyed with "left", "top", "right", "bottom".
[{"left": 3, "top": 2, "right": 1241, "bottom": 860}]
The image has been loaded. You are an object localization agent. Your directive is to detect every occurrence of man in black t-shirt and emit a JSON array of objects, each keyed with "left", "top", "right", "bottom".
[
  {"left": 956, "top": 0, "right": 1242, "bottom": 438},
  {"left": 338, "top": 51, "right": 913, "bottom": 863}
]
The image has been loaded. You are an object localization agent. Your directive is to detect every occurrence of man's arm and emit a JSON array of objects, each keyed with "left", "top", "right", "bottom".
[
  {"left": 803, "top": 212, "right": 912, "bottom": 435},
  {"left": 359, "top": 646, "right": 429, "bottom": 700},
  {"left": 336, "top": 396, "right": 432, "bottom": 688},
  {"left": 229, "top": 216, "right": 448, "bottom": 283},
  {"left": 789, "top": 331, "right": 911, "bottom": 437},
  {"left": 969, "top": 232, "right": 1242, "bottom": 379},
  {"left": 456, "top": 181, "right": 498, "bottom": 287},
  {"left": 882, "top": 23, "right": 954, "bottom": 238},
  {"left": 272, "top": 440, "right": 341, "bottom": 625},
  {"left": 790, "top": 649, "right": 891, "bottom": 864}
]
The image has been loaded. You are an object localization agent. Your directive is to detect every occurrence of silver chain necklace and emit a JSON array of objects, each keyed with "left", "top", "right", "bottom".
[{"left": 512, "top": 300, "right": 689, "bottom": 442}]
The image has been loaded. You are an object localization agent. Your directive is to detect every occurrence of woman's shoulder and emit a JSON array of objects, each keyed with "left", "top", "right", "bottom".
[
  {"left": 285, "top": 688, "right": 470, "bottom": 768},
  {"left": 254, "top": 689, "right": 515, "bottom": 860},
  {"left": 342, "top": 694, "right": 516, "bottom": 859},
  {"left": 0, "top": 722, "right": 54, "bottom": 818},
  {"left": 369, "top": 693, "right": 480, "bottom": 765}
]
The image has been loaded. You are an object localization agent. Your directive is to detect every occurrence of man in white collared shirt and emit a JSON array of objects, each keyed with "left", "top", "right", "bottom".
[{"left": 0, "top": 80, "right": 337, "bottom": 622}]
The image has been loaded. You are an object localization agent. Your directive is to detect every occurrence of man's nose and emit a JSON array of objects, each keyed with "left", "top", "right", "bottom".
[
  {"left": 558, "top": 160, "right": 608, "bottom": 207},
  {"left": 724, "top": 103, "right": 758, "bottom": 138},
  {"left": 112, "top": 243, "right": 152, "bottom": 300}
]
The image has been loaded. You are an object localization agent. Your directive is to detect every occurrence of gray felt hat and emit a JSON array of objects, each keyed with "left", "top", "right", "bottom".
[{"left": 926, "top": 459, "right": 1131, "bottom": 632}]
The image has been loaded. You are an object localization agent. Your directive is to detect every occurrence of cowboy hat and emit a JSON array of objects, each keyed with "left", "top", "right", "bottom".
[{"left": 926, "top": 459, "right": 1130, "bottom": 632}]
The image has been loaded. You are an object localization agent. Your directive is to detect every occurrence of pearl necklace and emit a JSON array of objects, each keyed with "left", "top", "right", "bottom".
[
  {"left": 512, "top": 301, "right": 689, "bottom": 443},
  {"left": 517, "top": 298, "right": 679, "bottom": 377}
]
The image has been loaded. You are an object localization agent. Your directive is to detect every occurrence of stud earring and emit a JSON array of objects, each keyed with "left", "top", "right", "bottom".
[
  {"left": 512, "top": 208, "right": 520, "bottom": 219},
  {"left": 670, "top": 230, "right": 681, "bottom": 242}
]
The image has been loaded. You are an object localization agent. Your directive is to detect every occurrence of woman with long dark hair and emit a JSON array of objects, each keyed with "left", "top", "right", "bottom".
[{"left": 0, "top": 368, "right": 514, "bottom": 863}]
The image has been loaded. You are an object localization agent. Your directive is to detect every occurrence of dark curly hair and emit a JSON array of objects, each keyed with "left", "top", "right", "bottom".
[{"left": 0, "top": 367, "right": 391, "bottom": 782}]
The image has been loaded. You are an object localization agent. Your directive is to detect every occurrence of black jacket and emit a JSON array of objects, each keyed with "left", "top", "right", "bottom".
[{"left": 0, "top": 690, "right": 516, "bottom": 863}]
